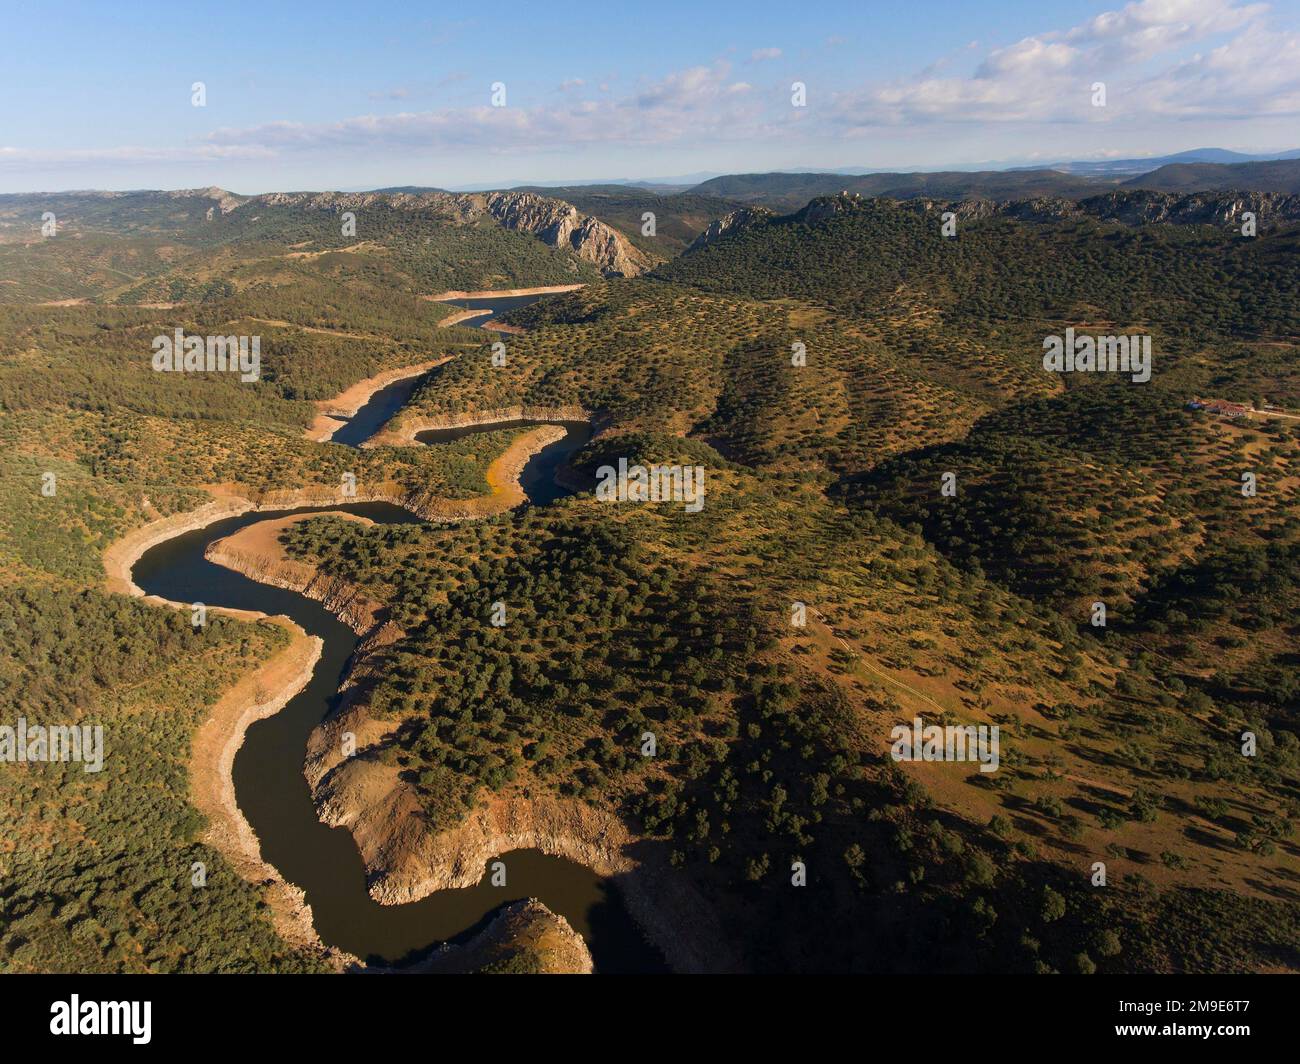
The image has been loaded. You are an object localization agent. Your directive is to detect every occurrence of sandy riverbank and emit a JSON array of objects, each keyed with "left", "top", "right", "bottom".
[
  {"left": 422, "top": 283, "right": 585, "bottom": 301},
  {"left": 437, "top": 308, "right": 493, "bottom": 328}
]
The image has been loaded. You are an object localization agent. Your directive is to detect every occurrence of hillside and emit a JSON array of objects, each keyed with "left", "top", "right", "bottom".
[{"left": 1128, "top": 159, "right": 1300, "bottom": 195}]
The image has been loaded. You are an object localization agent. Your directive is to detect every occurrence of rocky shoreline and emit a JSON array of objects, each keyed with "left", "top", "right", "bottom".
[{"left": 409, "top": 899, "right": 593, "bottom": 974}]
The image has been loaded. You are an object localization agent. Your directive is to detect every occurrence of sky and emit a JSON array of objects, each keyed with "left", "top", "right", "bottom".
[{"left": 3, "top": 0, "right": 1299, "bottom": 193}]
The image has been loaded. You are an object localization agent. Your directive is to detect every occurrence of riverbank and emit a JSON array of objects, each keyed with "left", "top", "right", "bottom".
[
  {"left": 102, "top": 500, "right": 359, "bottom": 969},
  {"left": 305, "top": 359, "right": 451, "bottom": 443},
  {"left": 205, "top": 512, "right": 387, "bottom": 635},
  {"left": 190, "top": 617, "right": 356, "bottom": 970},
  {"left": 102, "top": 495, "right": 604, "bottom": 973},
  {"left": 422, "top": 284, "right": 585, "bottom": 301},
  {"left": 365, "top": 405, "right": 592, "bottom": 448},
  {"left": 436, "top": 308, "right": 493, "bottom": 328},
  {"left": 96, "top": 378, "right": 727, "bottom": 972},
  {"left": 104, "top": 497, "right": 255, "bottom": 599}
]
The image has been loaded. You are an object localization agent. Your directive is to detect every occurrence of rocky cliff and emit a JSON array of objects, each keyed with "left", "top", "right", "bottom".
[
  {"left": 683, "top": 206, "right": 775, "bottom": 253},
  {"left": 481, "top": 191, "right": 652, "bottom": 276}
]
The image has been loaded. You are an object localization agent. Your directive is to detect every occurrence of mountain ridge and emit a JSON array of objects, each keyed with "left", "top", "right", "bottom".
[{"left": 0, "top": 185, "right": 652, "bottom": 277}]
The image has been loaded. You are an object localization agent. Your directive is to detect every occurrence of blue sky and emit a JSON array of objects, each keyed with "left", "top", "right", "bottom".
[{"left": 4, "top": 0, "right": 1299, "bottom": 192}]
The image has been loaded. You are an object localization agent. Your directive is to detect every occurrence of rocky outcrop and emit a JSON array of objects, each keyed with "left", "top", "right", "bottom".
[
  {"left": 245, "top": 189, "right": 649, "bottom": 276},
  {"left": 683, "top": 206, "right": 775, "bottom": 253},
  {"left": 684, "top": 195, "right": 860, "bottom": 254},
  {"left": 410, "top": 899, "right": 594, "bottom": 974},
  {"left": 481, "top": 191, "right": 652, "bottom": 277},
  {"left": 797, "top": 192, "right": 865, "bottom": 225},
  {"left": 686, "top": 188, "right": 1300, "bottom": 258},
  {"left": 922, "top": 189, "right": 1300, "bottom": 230},
  {"left": 1076, "top": 189, "right": 1300, "bottom": 228}
]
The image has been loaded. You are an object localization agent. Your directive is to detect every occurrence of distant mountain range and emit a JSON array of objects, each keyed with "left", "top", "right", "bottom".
[
  {"left": 1125, "top": 159, "right": 1300, "bottom": 195},
  {"left": 687, "top": 156, "right": 1300, "bottom": 210},
  {"left": 1016, "top": 147, "right": 1300, "bottom": 176}
]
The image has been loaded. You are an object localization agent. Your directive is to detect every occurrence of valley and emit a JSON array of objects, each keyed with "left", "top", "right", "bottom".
[{"left": 2, "top": 175, "right": 1298, "bottom": 978}]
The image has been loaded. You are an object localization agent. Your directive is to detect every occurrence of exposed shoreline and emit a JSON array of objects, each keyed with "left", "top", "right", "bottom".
[
  {"left": 305, "top": 359, "right": 451, "bottom": 443},
  {"left": 436, "top": 308, "right": 493, "bottom": 328},
  {"left": 98, "top": 396, "right": 735, "bottom": 973},
  {"left": 422, "top": 283, "right": 585, "bottom": 301},
  {"left": 102, "top": 498, "right": 358, "bottom": 969},
  {"left": 189, "top": 618, "right": 356, "bottom": 970},
  {"left": 365, "top": 405, "right": 592, "bottom": 449}
]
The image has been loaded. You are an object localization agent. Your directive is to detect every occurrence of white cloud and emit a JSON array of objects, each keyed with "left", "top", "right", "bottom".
[
  {"left": 190, "top": 61, "right": 766, "bottom": 158},
  {"left": 837, "top": 0, "right": 1299, "bottom": 126},
  {"left": 750, "top": 47, "right": 782, "bottom": 61}
]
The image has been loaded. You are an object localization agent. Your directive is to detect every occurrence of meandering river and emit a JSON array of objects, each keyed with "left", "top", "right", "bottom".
[{"left": 131, "top": 297, "right": 665, "bottom": 971}]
